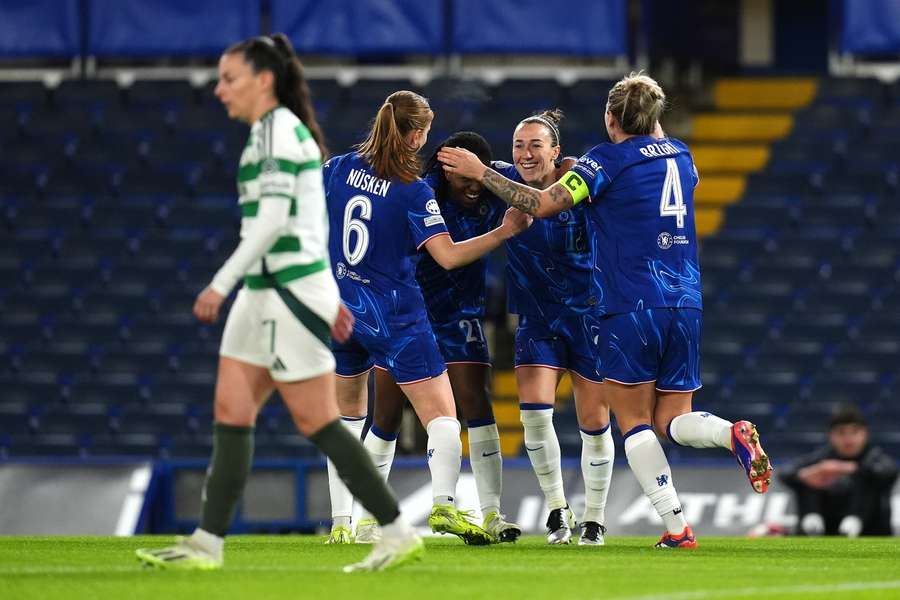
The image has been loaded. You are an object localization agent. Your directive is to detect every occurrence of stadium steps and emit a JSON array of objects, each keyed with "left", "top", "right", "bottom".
[
  {"left": 712, "top": 78, "right": 818, "bottom": 110},
  {"left": 690, "top": 77, "right": 818, "bottom": 238},
  {"left": 691, "top": 114, "right": 795, "bottom": 142}
]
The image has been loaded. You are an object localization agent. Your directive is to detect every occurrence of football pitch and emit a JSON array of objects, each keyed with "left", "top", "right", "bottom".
[{"left": 2, "top": 535, "right": 899, "bottom": 600}]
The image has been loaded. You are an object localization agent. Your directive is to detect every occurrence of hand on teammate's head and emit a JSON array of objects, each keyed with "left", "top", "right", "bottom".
[{"left": 437, "top": 147, "right": 486, "bottom": 181}]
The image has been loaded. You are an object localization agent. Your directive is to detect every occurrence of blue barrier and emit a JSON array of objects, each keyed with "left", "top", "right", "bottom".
[
  {"left": 272, "top": 0, "right": 443, "bottom": 55},
  {"left": 450, "top": 0, "right": 627, "bottom": 56},
  {"left": 841, "top": 0, "right": 900, "bottom": 54},
  {"left": 0, "top": 0, "right": 630, "bottom": 59},
  {"left": 143, "top": 456, "right": 779, "bottom": 536},
  {"left": 0, "top": 0, "right": 81, "bottom": 57},
  {"left": 86, "top": 0, "right": 261, "bottom": 57}
]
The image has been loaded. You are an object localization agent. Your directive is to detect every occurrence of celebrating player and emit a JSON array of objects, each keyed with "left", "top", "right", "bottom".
[
  {"left": 489, "top": 109, "right": 614, "bottom": 546},
  {"left": 439, "top": 73, "right": 774, "bottom": 549},
  {"left": 323, "top": 92, "right": 531, "bottom": 545},
  {"left": 341, "top": 132, "right": 522, "bottom": 544},
  {"left": 135, "top": 34, "right": 423, "bottom": 573}
]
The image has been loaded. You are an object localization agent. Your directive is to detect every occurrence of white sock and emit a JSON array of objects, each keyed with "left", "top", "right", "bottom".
[
  {"left": 624, "top": 426, "right": 686, "bottom": 535},
  {"left": 668, "top": 411, "right": 732, "bottom": 450},
  {"left": 359, "top": 425, "right": 397, "bottom": 522},
  {"left": 190, "top": 528, "right": 224, "bottom": 559},
  {"left": 426, "top": 416, "right": 462, "bottom": 505},
  {"left": 520, "top": 404, "right": 566, "bottom": 510},
  {"left": 467, "top": 421, "right": 503, "bottom": 516},
  {"left": 580, "top": 425, "right": 614, "bottom": 525},
  {"left": 326, "top": 416, "right": 366, "bottom": 523},
  {"left": 365, "top": 425, "right": 398, "bottom": 481}
]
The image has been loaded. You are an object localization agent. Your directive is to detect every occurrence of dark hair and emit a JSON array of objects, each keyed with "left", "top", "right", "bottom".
[
  {"left": 423, "top": 131, "right": 493, "bottom": 204},
  {"left": 517, "top": 108, "right": 564, "bottom": 147},
  {"left": 356, "top": 90, "right": 433, "bottom": 184},
  {"left": 829, "top": 404, "right": 867, "bottom": 430},
  {"left": 607, "top": 72, "right": 666, "bottom": 136},
  {"left": 225, "top": 34, "right": 328, "bottom": 158}
]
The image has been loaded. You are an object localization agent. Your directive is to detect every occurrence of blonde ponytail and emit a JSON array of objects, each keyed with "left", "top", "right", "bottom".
[{"left": 356, "top": 91, "right": 433, "bottom": 183}]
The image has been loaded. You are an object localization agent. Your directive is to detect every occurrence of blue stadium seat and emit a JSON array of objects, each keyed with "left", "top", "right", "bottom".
[
  {"left": 345, "top": 79, "right": 424, "bottom": 104},
  {"left": 0, "top": 402, "right": 35, "bottom": 437},
  {"left": 127, "top": 80, "right": 197, "bottom": 107},
  {"left": 705, "top": 310, "right": 773, "bottom": 345},
  {"left": 53, "top": 80, "right": 122, "bottom": 109},
  {"left": 0, "top": 82, "right": 50, "bottom": 108},
  {"left": 98, "top": 105, "right": 171, "bottom": 137},
  {"left": 6, "top": 433, "right": 87, "bottom": 457},
  {"left": 38, "top": 402, "right": 111, "bottom": 436},
  {"left": 120, "top": 161, "right": 199, "bottom": 195},
  {"left": 565, "top": 80, "right": 616, "bottom": 105},
  {"left": 817, "top": 77, "right": 885, "bottom": 103},
  {"left": 700, "top": 236, "right": 764, "bottom": 269},
  {"left": 167, "top": 433, "right": 213, "bottom": 458},
  {"left": 484, "top": 79, "right": 564, "bottom": 109},
  {"left": 88, "top": 432, "right": 160, "bottom": 456},
  {"left": 114, "top": 403, "right": 188, "bottom": 436}
]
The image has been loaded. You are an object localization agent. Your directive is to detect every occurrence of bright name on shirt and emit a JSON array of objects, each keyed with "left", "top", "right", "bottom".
[
  {"left": 639, "top": 141, "right": 679, "bottom": 158},
  {"left": 346, "top": 168, "right": 392, "bottom": 198}
]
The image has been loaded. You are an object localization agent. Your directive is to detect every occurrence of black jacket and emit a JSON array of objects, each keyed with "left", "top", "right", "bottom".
[{"left": 780, "top": 444, "right": 898, "bottom": 535}]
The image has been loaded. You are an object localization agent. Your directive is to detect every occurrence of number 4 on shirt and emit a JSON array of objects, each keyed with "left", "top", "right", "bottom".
[{"left": 659, "top": 158, "right": 686, "bottom": 229}]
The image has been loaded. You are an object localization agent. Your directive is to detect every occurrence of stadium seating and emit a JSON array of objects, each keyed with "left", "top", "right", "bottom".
[{"left": 2, "top": 74, "right": 898, "bottom": 463}]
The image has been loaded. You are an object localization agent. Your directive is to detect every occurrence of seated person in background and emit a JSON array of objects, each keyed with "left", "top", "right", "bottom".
[{"left": 780, "top": 405, "right": 898, "bottom": 537}]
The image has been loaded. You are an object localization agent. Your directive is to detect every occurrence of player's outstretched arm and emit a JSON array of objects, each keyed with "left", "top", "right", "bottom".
[
  {"left": 194, "top": 197, "right": 291, "bottom": 323},
  {"left": 438, "top": 147, "right": 577, "bottom": 218},
  {"left": 424, "top": 207, "right": 531, "bottom": 270}
]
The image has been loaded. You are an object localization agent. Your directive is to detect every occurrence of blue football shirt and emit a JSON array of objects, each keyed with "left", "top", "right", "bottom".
[
  {"left": 569, "top": 136, "right": 702, "bottom": 315},
  {"left": 415, "top": 172, "right": 507, "bottom": 323},
  {"left": 493, "top": 161, "right": 596, "bottom": 318},
  {"left": 323, "top": 153, "right": 448, "bottom": 337}
]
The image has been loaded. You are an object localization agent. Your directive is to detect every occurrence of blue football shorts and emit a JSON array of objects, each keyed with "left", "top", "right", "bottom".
[
  {"left": 430, "top": 316, "right": 492, "bottom": 365},
  {"left": 332, "top": 327, "right": 447, "bottom": 385},
  {"left": 600, "top": 307, "right": 702, "bottom": 392},
  {"left": 513, "top": 312, "right": 604, "bottom": 382}
]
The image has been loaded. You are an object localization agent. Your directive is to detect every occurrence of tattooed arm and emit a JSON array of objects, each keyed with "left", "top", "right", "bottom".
[{"left": 438, "top": 147, "right": 577, "bottom": 218}]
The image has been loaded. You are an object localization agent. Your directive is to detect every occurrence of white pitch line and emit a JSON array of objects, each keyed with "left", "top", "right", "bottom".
[{"left": 616, "top": 580, "right": 900, "bottom": 600}]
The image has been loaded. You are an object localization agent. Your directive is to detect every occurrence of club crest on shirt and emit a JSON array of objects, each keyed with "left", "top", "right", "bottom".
[
  {"left": 262, "top": 157, "right": 279, "bottom": 174},
  {"left": 657, "top": 232, "right": 674, "bottom": 250}
]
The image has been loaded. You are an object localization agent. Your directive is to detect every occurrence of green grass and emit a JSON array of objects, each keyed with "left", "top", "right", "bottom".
[{"left": 1, "top": 535, "right": 899, "bottom": 600}]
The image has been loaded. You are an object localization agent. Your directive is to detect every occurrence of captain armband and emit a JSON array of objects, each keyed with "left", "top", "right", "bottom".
[{"left": 559, "top": 171, "right": 590, "bottom": 205}]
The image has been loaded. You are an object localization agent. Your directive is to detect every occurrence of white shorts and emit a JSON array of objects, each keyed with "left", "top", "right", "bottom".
[{"left": 220, "top": 269, "right": 340, "bottom": 382}]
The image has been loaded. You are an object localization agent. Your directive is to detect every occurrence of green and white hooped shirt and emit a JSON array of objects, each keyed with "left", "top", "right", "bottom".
[{"left": 210, "top": 106, "right": 329, "bottom": 294}]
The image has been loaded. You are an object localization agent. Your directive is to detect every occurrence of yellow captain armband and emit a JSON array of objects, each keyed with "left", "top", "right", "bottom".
[{"left": 558, "top": 171, "right": 590, "bottom": 205}]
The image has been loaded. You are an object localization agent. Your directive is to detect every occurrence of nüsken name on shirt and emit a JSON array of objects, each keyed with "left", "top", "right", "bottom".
[{"left": 346, "top": 168, "right": 392, "bottom": 197}]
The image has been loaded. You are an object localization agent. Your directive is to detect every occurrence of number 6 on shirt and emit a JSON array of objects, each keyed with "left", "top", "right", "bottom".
[{"left": 343, "top": 194, "right": 372, "bottom": 265}]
